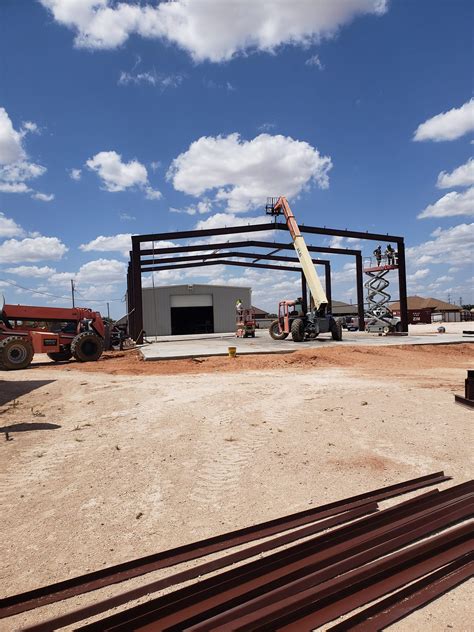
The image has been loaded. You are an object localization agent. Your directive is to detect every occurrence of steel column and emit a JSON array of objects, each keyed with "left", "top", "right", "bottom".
[
  {"left": 355, "top": 253, "right": 365, "bottom": 330},
  {"left": 131, "top": 239, "right": 143, "bottom": 343},
  {"left": 397, "top": 239, "right": 408, "bottom": 332},
  {"left": 323, "top": 262, "right": 332, "bottom": 312}
]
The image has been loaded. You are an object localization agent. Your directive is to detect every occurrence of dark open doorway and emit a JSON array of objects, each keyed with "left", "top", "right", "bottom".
[{"left": 170, "top": 306, "right": 214, "bottom": 335}]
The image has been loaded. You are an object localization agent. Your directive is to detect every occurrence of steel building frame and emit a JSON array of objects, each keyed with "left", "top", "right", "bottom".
[{"left": 126, "top": 222, "right": 408, "bottom": 342}]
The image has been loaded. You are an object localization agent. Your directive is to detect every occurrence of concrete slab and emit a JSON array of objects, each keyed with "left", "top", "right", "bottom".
[{"left": 140, "top": 330, "right": 473, "bottom": 361}]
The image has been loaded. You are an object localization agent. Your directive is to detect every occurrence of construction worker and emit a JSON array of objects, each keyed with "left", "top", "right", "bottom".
[
  {"left": 385, "top": 244, "right": 395, "bottom": 265},
  {"left": 236, "top": 299, "right": 244, "bottom": 316},
  {"left": 373, "top": 245, "right": 382, "bottom": 266}
]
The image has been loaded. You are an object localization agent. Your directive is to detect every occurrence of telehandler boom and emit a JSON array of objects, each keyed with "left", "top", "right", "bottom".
[{"left": 266, "top": 197, "right": 342, "bottom": 342}]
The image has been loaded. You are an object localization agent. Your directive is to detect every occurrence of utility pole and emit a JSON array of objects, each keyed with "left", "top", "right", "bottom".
[
  {"left": 107, "top": 302, "right": 110, "bottom": 319},
  {"left": 459, "top": 296, "right": 463, "bottom": 307},
  {"left": 71, "top": 279, "right": 76, "bottom": 308}
]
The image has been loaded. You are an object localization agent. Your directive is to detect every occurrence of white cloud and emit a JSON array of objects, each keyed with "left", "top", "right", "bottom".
[
  {"left": 0, "top": 107, "right": 47, "bottom": 196},
  {"left": 79, "top": 233, "right": 175, "bottom": 256},
  {"left": 69, "top": 168, "right": 82, "bottom": 180},
  {"left": 407, "top": 223, "right": 474, "bottom": 267},
  {"left": 21, "top": 121, "right": 40, "bottom": 134},
  {"left": 86, "top": 150, "right": 161, "bottom": 199},
  {"left": 5, "top": 265, "right": 56, "bottom": 278},
  {"left": 0, "top": 212, "right": 24, "bottom": 238},
  {"left": 144, "top": 186, "right": 162, "bottom": 200},
  {"left": 0, "top": 107, "right": 25, "bottom": 164},
  {"left": 413, "top": 98, "right": 474, "bottom": 142},
  {"left": 418, "top": 187, "right": 474, "bottom": 219},
  {"left": 407, "top": 268, "right": 430, "bottom": 282},
  {"left": 170, "top": 199, "right": 212, "bottom": 216},
  {"left": 86, "top": 151, "right": 147, "bottom": 192},
  {"left": 32, "top": 192, "right": 55, "bottom": 202},
  {"left": 168, "top": 133, "right": 332, "bottom": 212},
  {"left": 0, "top": 235, "right": 68, "bottom": 263},
  {"left": 0, "top": 182, "right": 31, "bottom": 194},
  {"left": 119, "top": 211, "right": 136, "bottom": 221},
  {"left": 0, "top": 161, "right": 46, "bottom": 182},
  {"left": 118, "top": 70, "right": 184, "bottom": 90},
  {"left": 75, "top": 258, "right": 126, "bottom": 284},
  {"left": 39, "top": 0, "right": 387, "bottom": 62},
  {"left": 305, "top": 54, "right": 324, "bottom": 70},
  {"left": 437, "top": 158, "right": 474, "bottom": 189},
  {"left": 80, "top": 233, "right": 133, "bottom": 257},
  {"left": 435, "top": 275, "right": 454, "bottom": 283}
]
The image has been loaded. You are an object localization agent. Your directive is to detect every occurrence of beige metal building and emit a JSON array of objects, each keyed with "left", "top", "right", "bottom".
[{"left": 142, "top": 284, "right": 252, "bottom": 336}]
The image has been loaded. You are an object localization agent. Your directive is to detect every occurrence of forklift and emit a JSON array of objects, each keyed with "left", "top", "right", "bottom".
[{"left": 266, "top": 197, "right": 342, "bottom": 342}]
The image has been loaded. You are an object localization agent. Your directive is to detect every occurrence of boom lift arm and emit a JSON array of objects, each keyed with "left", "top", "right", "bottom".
[{"left": 266, "top": 196, "right": 328, "bottom": 313}]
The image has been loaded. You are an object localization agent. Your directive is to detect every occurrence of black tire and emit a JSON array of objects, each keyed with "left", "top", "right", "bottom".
[
  {"left": 331, "top": 320, "right": 343, "bottom": 341},
  {"left": 71, "top": 331, "right": 104, "bottom": 362},
  {"left": 269, "top": 320, "right": 288, "bottom": 340},
  {"left": 395, "top": 321, "right": 403, "bottom": 333},
  {"left": 0, "top": 336, "right": 34, "bottom": 370},
  {"left": 291, "top": 318, "right": 305, "bottom": 342},
  {"left": 47, "top": 346, "right": 72, "bottom": 362}
]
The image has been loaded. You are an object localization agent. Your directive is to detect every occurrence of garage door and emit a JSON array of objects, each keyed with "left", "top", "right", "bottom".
[
  {"left": 170, "top": 294, "right": 214, "bottom": 335},
  {"left": 170, "top": 294, "right": 213, "bottom": 308}
]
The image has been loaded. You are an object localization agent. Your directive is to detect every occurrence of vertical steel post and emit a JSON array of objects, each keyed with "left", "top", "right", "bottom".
[
  {"left": 301, "top": 272, "right": 308, "bottom": 314},
  {"left": 397, "top": 239, "right": 408, "bottom": 332},
  {"left": 131, "top": 238, "right": 143, "bottom": 343},
  {"left": 355, "top": 253, "right": 365, "bottom": 330},
  {"left": 126, "top": 262, "right": 133, "bottom": 338},
  {"left": 324, "top": 262, "right": 332, "bottom": 312}
]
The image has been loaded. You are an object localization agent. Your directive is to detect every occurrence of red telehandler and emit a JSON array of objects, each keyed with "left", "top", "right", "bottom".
[{"left": 0, "top": 299, "right": 106, "bottom": 370}]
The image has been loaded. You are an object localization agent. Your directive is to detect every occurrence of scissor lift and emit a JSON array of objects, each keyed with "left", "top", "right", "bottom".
[{"left": 364, "top": 256, "right": 402, "bottom": 334}]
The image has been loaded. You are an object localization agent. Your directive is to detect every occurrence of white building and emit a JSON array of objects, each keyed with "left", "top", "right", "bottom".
[{"left": 142, "top": 284, "right": 252, "bottom": 336}]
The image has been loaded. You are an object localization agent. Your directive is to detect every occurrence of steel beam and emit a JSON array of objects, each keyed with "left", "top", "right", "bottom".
[
  {"left": 133, "top": 222, "right": 403, "bottom": 245},
  {"left": 140, "top": 252, "right": 329, "bottom": 267},
  {"left": 328, "top": 554, "right": 474, "bottom": 631},
  {"left": 143, "top": 260, "right": 302, "bottom": 274},
  {"left": 301, "top": 273, "right": 308, "bottom": 314},
  {"left": 0, "top": 473, "right": 449, "bottom": 620},
  {"left": 139, "top": 240, "right": 359, "bottom": 257}
]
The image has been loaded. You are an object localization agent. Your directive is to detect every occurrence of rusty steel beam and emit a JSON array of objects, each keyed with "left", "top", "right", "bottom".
[
  {"left": 87, "top": 484, "right": 471, "bottom": 631},
  {"left": 328, "top": 554, "right": 474, "bottom": 631},
  {"left": 0, "top": 473, "right": 449, "bottom": 619},
  {"left": 266, "top": 525, "right": 473, "bottom": 631},
  {"left": 181, "top": 493, "right": 472, "bottom": 632},
  {"left": 23, "top": 505, "right": 378, "bottom": 632}
]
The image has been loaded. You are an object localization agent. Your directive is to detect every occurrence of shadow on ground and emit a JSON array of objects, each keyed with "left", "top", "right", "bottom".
[
  {"left": 0, "top": 422, "right": 61, "bottom": 433},
  {"left": 0, "top": 380, "right": 55, "bottom": 406}
]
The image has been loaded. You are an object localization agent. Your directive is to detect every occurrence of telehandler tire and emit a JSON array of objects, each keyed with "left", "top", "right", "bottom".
[
  {"left": 331, "top": 320, "right": 343, "bottom": 341},
  {"left": 0, "top": 336, "right": 34, "bottom": 370},
  {"left": 47, "top": 346, "right": 72, "bottom": 362},
  {"left": 291, "top": 318, "right": 305, "bottom": 342},
  {"left": 71, "top": 331, "right": 104, "bottom": 362},
  {"left": 269, "top": 320, "right": 288, "bottom": 340}
]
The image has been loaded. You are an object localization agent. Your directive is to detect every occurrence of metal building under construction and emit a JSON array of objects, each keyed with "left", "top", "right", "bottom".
[{"left": 142, "top": 284, "right": 251, "bottom": 337}]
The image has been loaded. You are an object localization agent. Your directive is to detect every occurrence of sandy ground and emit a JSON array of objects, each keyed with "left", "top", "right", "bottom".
[{"left": 0, "top": 342, "right": 473, "bottom": 630}]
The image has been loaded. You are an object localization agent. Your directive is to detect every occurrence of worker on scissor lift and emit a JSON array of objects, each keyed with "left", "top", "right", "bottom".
[
  {"left": 385, "top": 244, "right": 395, "bottom": 265},
  {"left": 373, "top": 245, "right": 382, "bottom": 266},
  {"left": 236, "top": 299, "right": 244, "bottom": 316}
]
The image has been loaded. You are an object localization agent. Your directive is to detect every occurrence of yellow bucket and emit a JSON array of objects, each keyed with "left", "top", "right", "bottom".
[{"left": 228, "top": 346, "right": 237, "bottom": 358}]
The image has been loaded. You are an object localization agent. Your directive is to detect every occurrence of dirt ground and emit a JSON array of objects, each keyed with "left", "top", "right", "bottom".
[{"left": 0, "top": 342, "right": 472, "bottom": 630}]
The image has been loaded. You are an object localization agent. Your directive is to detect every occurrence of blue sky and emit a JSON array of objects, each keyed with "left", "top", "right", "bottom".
[{"left": 0, "top": 0, "right": 472, "bottom": 317}]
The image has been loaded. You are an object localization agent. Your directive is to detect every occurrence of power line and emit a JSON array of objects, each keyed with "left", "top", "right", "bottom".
[{"left": 0, "top": 277, "right": 124, "bottom": 303}]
